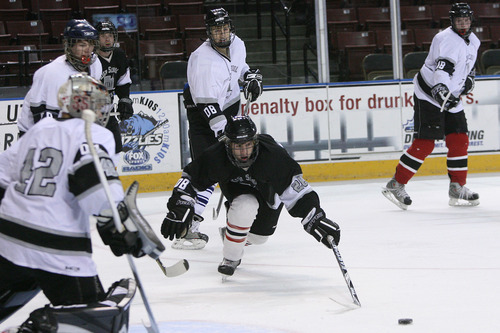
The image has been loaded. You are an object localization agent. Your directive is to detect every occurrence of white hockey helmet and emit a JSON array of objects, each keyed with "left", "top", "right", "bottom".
[{"left": 58, "top": 73, "right": 111, "bottom": 126}]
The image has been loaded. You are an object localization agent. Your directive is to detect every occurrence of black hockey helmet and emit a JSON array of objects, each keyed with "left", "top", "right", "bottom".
[
  {"left": 205, "top": 7, "right": 235, "bottom": 48},
  {"left": 224, "top": 116, "right": 259, "bottom": 168},
  {"left": 63, "top": 19, "right": 98, "bottom": 71},
  {"left": 95, "top": 20, "right": 118, "bottom": 52},
  {"left": 449, "top": 3, "right": 473, "bottom": 38}
]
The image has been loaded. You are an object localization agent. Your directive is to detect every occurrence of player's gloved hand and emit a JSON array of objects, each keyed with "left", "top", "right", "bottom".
[
  {"left": 461, "top": 73, "right": 475, "bottom": 96},
  {"left": 96, "top": 202, "right": 144, "bottom": 257},
  {"left": 431, "top": 83, "right": 460, "bottom": 111},
  {"left": 161, "top": 178, "right": 196, "bottom": 240},
  {"left": 117, "top": 97, "right": 134, "bottom": 120},
  {"left": 243, "top": 69, "right": 263, "bottom": 102},
  {"left": 301, "top": 207, "right": 340, "bottom": 248}
]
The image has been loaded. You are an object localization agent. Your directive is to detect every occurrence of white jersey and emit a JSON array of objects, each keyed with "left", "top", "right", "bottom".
[
  {"left": 18, "top": 54, "right": 102, "bottom": 133},
  {"left": 187, "top": 36, "right": 250, "bottom": 111},
  {"left": 413, "top": 27, "right": 479, "bottom": 113},
  {"left": 0, "top": 117, "right": 122, "bottom": 277}
]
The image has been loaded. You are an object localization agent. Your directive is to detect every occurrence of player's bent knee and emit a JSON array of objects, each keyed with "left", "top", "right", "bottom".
[
  {"left": 0, "top": 282, "right": 40, "bottom": 324},
  {"left": 228, "top": 194, "right": 258, "bottom": 227},
  {"left": 17, "top": 279, "right": 136, "bottom": 333},
  {"left": 247, "top": 233, "right": 269, "bottom": 245}
]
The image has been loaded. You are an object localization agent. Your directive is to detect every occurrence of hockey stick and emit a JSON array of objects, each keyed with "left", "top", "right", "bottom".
[
  {"left": 212, "top": 94, "right": 253, "bottom": 220},
  {"left": 327, "top": 236, "right": 361, "bottom": 307},
  {"left": 82, "top": 110, "right": 160, "bottom": 333},
  {"left": 440, "top": 91, "right": 452, "bottom": 113},
  {"left": 156, "top": 257, "right": 189, "bottom": 277},
  {"left": 212, "top": 190, "right": 224, "bottom": 220}
]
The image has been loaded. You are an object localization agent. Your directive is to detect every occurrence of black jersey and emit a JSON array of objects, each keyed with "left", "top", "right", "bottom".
[
  {"left": 183, "top": 134, "right": 320, "bottom": 218},
  {"left": 98, "top": 48, "right": 131, "bottom": 100}
]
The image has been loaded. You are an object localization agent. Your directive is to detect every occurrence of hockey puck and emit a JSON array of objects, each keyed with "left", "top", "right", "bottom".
[{"left": 398, "top": 318, "right": 413, "bottom": 325}]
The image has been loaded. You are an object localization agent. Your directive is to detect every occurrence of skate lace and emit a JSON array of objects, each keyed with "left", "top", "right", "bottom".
[
  {"left": 222, "top": 258, "right": 240, "bottom": 268},
  {"left": 389, "top": 180, "right": 409, "bottom": 199},
  {"left": 455, "top": 185, "right": 474, "bottom": 200}
]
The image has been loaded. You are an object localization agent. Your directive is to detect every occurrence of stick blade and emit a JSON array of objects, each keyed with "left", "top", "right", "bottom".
[{"left": 157, "top": 259, "right": 189, "bottom": 277}]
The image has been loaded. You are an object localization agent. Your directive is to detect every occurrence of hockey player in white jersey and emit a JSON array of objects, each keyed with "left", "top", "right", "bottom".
[
  {"left": 382, "top": 2, "right": 480, "bottom": 209},
  {"left": 0, "top": 74, "right": 146, "bottom": 332},
  {"left": 17, "top": 19, "right": 102, "bottom": 135},
  {"left": 171, "top": 7, "right": 263, "bottom": 250},
  {"left": 161, "top": 116, "right": 341, "bottom": 277}
]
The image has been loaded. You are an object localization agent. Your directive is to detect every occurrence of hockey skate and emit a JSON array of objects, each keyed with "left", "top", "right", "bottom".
[
  {"left": 382, "top": 178, "right": 412, "bottom": 210},
  {"left": 448, "top": 182, "right": 479, "bottom": 206},
  {"left": 218, "top": 258, "right": 241, "bottom": 279},
  {"left": 171, "top": 214, "right": 209, "bottom": 250}
]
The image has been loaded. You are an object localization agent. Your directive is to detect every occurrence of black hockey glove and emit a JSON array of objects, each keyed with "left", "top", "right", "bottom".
[
  {"left": 161, "top": 177, "right": 196, "bottom": 240},
  {"left": 431, "top": 83, "right": 460, "bottom": 111},
  {"left": 243, "top": 69, "right": 263, "bottom": 102},
  {"left": 117, "top": 97, "right": 134, "bottom": 120},
  {"left": 301, "top": 207, "right": 340, "bottom": 248},
  {"left": 461, "top": 73, "right": 475, "bottom": 96},
  {"left": 96, "top": 202, "right": 144, "bottom": 257}
]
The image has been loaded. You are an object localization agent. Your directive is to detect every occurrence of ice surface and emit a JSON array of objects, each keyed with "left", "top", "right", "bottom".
[{"left": 3, "top": 173, "right": 500, "bottom": 333}]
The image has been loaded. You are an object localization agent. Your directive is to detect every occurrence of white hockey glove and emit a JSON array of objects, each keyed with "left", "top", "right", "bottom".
[
  {"left": 96, "top": 202, "right": 144, "bottom": 258},
  {"left": 243, "top": 69, "right": 263, "bottom": 102},
  {"left": 161, "top": 177, "right": 196, "bottom": 240},
  {"left": 431, "top": 83, "right": 460, "bottom": 111},
  {"left": 301, "top": 207, "right": 340, "bottom": 248}
]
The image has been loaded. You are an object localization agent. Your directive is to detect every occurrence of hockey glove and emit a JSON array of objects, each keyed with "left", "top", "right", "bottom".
[
  {"left": 243, "top": 69, "right": 263, "bottom": 102},
  {"left": 117, "top": 97, "right": 134, "bottom": 120},
  {"left": 431, "top": 83, "right": 460, "bottom": 111},
  {"left": 301, "top": 207, "right": 340, "bottom": 248},
  {"left": 161, "top": 177, "right": 196, "bottom": 240},
  {"left": 461, "top": 73, "right": 475, "bottom": 96},
  {"left": 96, "top": 202, "right": 144, "bottom": 257}
]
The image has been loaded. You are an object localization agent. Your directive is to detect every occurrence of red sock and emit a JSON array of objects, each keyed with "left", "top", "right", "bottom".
[
  {"left": 395, "top": 139, "right": 435, "bottom": 184},
  {"left": 446, "top": 133, "right": 469, "bottom": 186}
]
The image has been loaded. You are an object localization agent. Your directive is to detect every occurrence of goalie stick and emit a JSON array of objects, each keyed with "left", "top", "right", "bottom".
[
  {"left": 212, "top": 93, "right": 253, "bottom": 220},
  {"left": 82, "top": 109, "right": 160, "bottom": 333},
  {"left": 328, "top": 236, "right": 361, "bottom": 307}
]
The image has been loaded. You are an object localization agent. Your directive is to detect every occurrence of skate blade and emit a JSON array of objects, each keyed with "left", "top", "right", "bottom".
[
  {"left": 448, "top": 198, "right": 480, "bottom": 207},
  {"left": 381, "top": 188, "right": 408, "bottom": 210},
  {"left": 171, "top": 238, "right": 207, "bottom": 250}
]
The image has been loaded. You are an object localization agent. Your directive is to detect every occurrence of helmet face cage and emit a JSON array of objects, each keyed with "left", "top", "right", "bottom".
[
  {"left": 224, "top": 116, "right": 259, "bottom": 168},
  {"left": 205, "top": 8, "right": 235, "bottom": 48},
  {"left": 58, "top": 73, "right": 111, "bottom": 127},
  {"left": 95, "top": 21, "right": 118, "bottom": 52},
  {"left": 449, "top": 3, "right": 473, "bottom": 38},
  {"left": 63, "top": 20, "right": 98, "bottom": 71}
]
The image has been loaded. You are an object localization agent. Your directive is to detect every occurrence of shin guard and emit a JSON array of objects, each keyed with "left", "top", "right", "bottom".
[
  {"left": 395, "top": 139, "right": 435, "bottom": 184},
  {"left": 446, "top": 132, "right": 469, "bottom": 185}
]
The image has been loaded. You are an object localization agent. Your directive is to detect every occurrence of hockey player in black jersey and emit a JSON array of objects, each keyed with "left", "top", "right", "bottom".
[
  {"left": 176, "top": 7, "right": 263, "bottom": 250},
  {"left": 161, "top": 116, "right": 340, "bottom": 277},
  {"left": 96, "top": 20, "right": 135, "bottom": 153}
]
